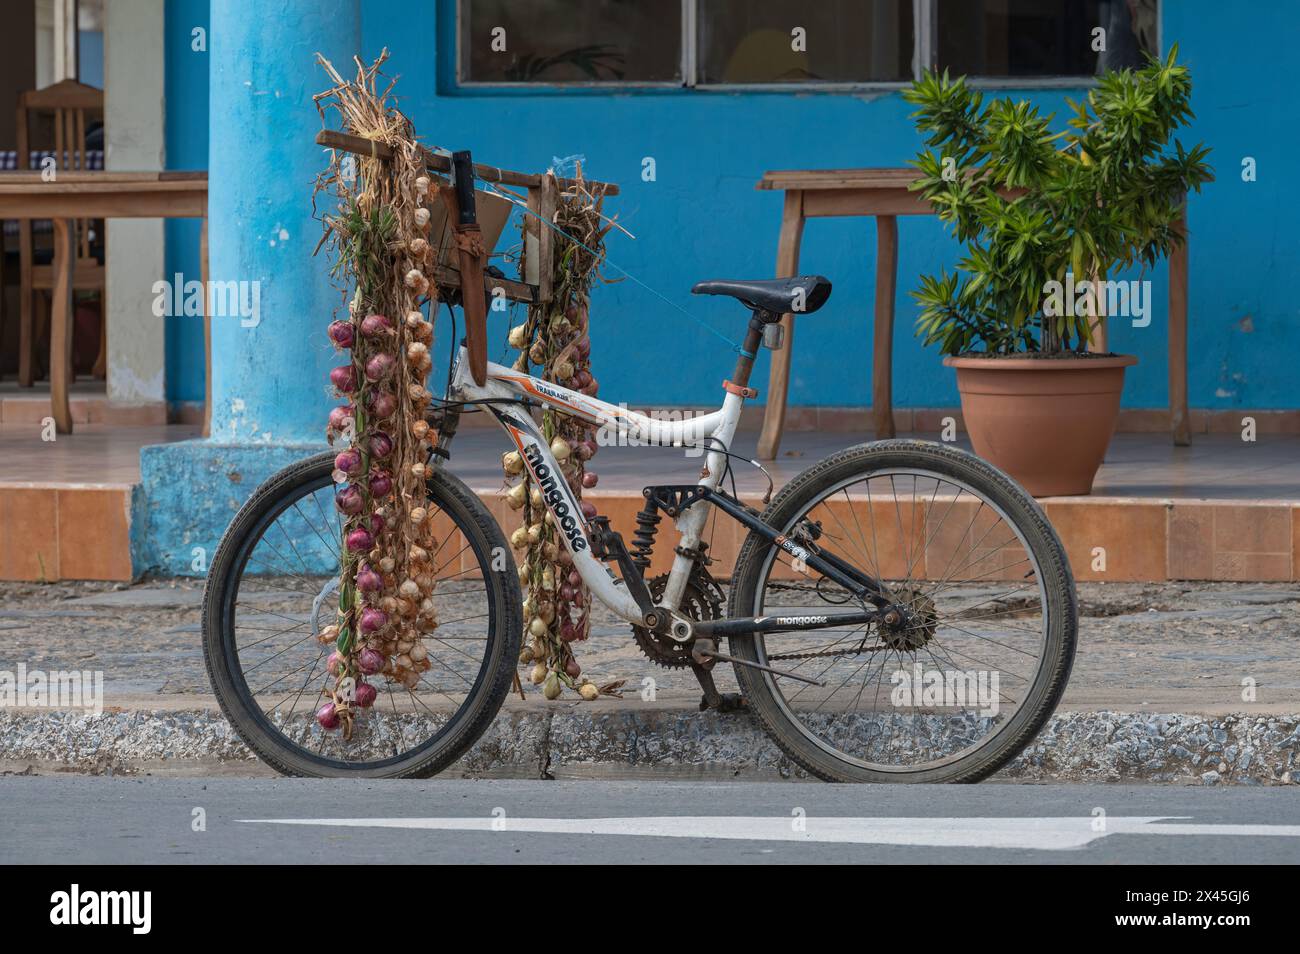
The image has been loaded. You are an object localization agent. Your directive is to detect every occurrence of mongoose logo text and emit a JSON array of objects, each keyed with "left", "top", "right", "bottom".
[{"left": 523, "top": 443, "right": 589, "bottom": 552}]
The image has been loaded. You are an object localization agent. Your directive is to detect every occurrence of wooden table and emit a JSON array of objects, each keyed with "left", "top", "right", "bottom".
[
  {"left": 0, "top": 171, "right": 208, "bottom": 433},
  {"left": 754, "top": 168, "right": 1192, "bottom": 457}
]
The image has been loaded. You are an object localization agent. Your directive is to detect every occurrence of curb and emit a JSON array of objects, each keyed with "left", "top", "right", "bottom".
[{"left": 3, "top": 707, "right": 1299, "bottom": 784}]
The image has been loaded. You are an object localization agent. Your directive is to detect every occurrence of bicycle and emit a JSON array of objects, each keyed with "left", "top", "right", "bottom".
[{"left": 203, "top": 275, "right": 1077, "bottom": 782}]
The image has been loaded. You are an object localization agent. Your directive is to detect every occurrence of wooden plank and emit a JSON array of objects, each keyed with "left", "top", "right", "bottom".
[
  {"left": 30, "top": 262, "right": 106, "bottom": 288},
  {"left": 431, "top": 265, "right": 539, "bottom": 304},
  {"left": 1170, "top": 207, "right": 1190, "bottom": 446},
  {"left": 49, "top": 219, "right": 75, "bottom": 434},
  {"left": 758, "top": 168, "right": 922, "bottom": 191},
  {"left": 19, "top": 80, "right": 103, "bottom": 111},
  {"left": 802, "top": 187, "right": 933, "bottom": 218},
  {"left": 757, "top": 190, "right": 805, "bottom": 460},
  {"left": 15, "top": 98, "right": 33, "bottom": 387},
  {"left": 0, "top": 191, "right": 208, "bottom": 218},
  {"left": 536, "top": 174, "right": 558, "bottom": 305},
  {"left": 524, "top": 187, "right": 541, "bottom": 287},
  {"left": 0, "top": 171, "right": 205, "bottom": 188},
  {"left": 873, "top": 216, "right": 899, "bottom": 439},
  {"left": 315, "top": 130, "right": 618, "bottom": 195}
]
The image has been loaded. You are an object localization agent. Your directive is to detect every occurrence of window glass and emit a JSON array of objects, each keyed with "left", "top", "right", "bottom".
[
  {"left": 936, "top": 0, "right": 1157, "bottom": 78},
  {"left": 460, "top": 0, "right": 683, "bottom": 84},
  {"left": 697, "top": 0, "right": 914, "bottom": 84}
]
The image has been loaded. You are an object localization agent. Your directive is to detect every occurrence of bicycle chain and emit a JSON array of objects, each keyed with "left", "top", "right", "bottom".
[{"left": 766, "top": 645, "right": 887, "bottom": 661}]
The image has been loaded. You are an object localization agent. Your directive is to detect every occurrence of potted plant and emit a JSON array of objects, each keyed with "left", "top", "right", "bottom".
[{"left": 903, "top": 46, "right": 1213, "bottom": 496}]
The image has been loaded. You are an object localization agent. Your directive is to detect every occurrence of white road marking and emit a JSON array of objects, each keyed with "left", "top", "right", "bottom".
[{"left": 236, "top": 815, "right": 1300, "bottom": 851}]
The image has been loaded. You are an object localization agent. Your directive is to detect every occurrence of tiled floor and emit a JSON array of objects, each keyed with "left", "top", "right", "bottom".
[
  {"left": 1, "top": 423, "right": 1296, "bottom": 581},
  {"left": 0, "top": 379, "right": 168, "bottom": 426},
  {"left": 444, "top": 428, "right": 1300, "bottom": 502},
  {"left": 0, "top": 422, "right": 199, "bottom": 486},
  {"left": 3, "top": 424, "right": 1295, "bottom": 499}
]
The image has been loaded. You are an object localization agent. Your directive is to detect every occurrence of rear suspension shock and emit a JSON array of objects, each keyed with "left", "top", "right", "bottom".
[{"left": 630, "top": 496, "right": 661, "bottom": 575}]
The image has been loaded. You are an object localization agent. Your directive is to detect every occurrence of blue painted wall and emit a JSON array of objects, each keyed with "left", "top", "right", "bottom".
[
  {"left": 162, "top": 0, "right": 1299, "bottom": 412},
  {"left": 78, "top": 31, "right": 104, "bottom": 88},
  {"left": 164, "top": 0, "right": 210, "bottom": 405}
]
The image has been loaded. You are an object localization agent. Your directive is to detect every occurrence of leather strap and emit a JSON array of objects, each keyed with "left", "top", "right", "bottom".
[
  {"left": 723, "top": 379, "right": 758, "bottom": 399},
  {"left": 440, "top": 186, "right": 489, "bottom": 386}
]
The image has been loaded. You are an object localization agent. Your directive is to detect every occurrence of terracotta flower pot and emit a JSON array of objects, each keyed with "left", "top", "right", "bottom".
[{"left": 943, "top": 353, "right": 1137, "bottom": 497}]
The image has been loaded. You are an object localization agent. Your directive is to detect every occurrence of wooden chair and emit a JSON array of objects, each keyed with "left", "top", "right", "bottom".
[{"left": 14, "top": 79, "right": 106, "bottom": 387}]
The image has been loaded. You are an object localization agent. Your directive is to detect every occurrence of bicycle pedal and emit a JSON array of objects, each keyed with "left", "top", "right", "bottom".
[{"left": 698, "top": 692, "right": 747, "bottom": 713}]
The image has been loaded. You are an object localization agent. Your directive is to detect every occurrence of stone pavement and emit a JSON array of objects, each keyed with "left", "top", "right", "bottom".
[{"left": 1, "top": 578, "right": 1298, "bottom": 783}]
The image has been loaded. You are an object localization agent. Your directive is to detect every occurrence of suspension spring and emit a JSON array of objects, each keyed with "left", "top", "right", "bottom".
[{"left": 630, "top": 500, "right": 661, "bottom": 574}]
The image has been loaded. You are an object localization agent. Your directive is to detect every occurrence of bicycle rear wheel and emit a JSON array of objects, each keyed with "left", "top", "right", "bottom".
[
  {"left": 728, "top": 440, "right": 1076, "bottom": 783},
  {"left": 202, "top": 452, "right": 520, "bottom": 777}
]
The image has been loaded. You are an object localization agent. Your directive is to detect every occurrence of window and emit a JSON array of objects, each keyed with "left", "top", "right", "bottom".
[
  {"left": 460, "top": 0, "right": 684, "bottom": 85},
  {"left": 455, "top": 0, "right": 1158, "bottom": 89},
  {"left": 935, "top": 0, "right": 1156, "bottom": 78},
  {"left": 696, "top": 1, "right": 914, "bottom": 85}
]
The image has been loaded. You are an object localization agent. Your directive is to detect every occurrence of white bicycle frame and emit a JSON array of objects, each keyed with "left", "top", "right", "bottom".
[{"left": 447, "top": 346, "right": 744, "bottom": 625}]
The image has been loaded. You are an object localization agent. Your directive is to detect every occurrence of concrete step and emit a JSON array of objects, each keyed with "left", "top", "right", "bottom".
[
  {"left": 1, "top": 480, "right": 1296, "bottom": 583},
  {"left": 2, "top": 704, "right": 1296, "bottom": 785}
]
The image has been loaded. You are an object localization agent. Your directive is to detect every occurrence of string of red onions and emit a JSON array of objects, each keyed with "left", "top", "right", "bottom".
[{"left": 313, "top": 53, "right": 443, "bottom": 737}]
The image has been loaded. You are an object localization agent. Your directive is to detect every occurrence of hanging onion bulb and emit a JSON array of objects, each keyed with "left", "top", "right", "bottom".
[
  {"left": 315, "top": 702, "right": 340, "bottom": 730},
  {"left": 357, "top": 647, "right": 385, "bottom": 675},
  {"left": 335, "top": 485, "right": 364, "bottom": 514},
  {"left": 330, "top": 365, "right": 358, "bottom": 393},
  {"left": 353, "top": 682, "right": 377, "bottom": 708},
  {"left": 369, "top": 432, "right": 394, "bottom": 458},
  {"left": 368, "top": 469, "right": 393, "bottom": 497},
  {"left": 365, "top": 353, "right": 395, "bottom": 382},
  {"left": 368, "top": 389, "right": 397, "bottom": 419},
  {"left": 360, "top": 313, "right": 392, "bottom": 338},
  {"left": 327, "top": 320, "right": 355, "bottom": 348},
  {"left": 345, "top": 527, "right": 374, "bottom": 553}
]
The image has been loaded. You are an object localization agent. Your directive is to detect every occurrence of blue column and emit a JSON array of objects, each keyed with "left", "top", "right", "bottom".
[
  {"left": 134, "top": 0, "right": 362, "bottom": 574},
  {"left": 208, "top": 0, "right": 361, "bottom": 441}
]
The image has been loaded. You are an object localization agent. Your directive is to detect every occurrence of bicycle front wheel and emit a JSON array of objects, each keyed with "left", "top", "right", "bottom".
[
  {"left": 202, "top": 452, "right": 520, "bottom": 778},
  {"left": 728, "top": 440, "right": 1076, "bottom": 783}
]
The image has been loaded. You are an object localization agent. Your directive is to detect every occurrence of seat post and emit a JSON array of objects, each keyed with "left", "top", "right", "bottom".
[{"left": 728, "top": 310, "right": 770, "bottom": 390}]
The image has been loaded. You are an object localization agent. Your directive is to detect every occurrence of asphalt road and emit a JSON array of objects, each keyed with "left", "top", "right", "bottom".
[{"left": 2, "top": 777, "right": 1299, "bottom": 864}]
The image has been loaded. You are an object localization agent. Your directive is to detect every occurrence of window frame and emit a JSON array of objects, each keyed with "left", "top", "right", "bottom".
[{"left": 451, "top": 0, "right": 1160, "bottom": 93}]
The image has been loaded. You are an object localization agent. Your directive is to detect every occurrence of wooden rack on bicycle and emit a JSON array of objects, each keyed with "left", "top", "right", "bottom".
[{"left": 317, "top": 129, "right": 619, "bottom": 307}]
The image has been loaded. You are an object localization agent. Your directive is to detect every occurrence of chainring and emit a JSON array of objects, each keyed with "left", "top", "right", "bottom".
[{"left": 632, "top": 571, "right": 725, "bottom": 669}]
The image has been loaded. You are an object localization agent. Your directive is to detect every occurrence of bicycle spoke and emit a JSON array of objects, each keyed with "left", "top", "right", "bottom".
[
  {"left": 213, "top": 465, "right": 505, "bottom": 773},
  {"left": 742, "top": 461, "right": 1065, "bottom": 776}
]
